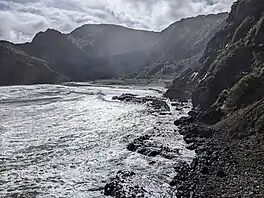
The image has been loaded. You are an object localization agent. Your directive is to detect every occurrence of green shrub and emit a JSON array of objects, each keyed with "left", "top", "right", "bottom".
[{"left": 226, "top": 71, "right": 264, "bottom": 109}]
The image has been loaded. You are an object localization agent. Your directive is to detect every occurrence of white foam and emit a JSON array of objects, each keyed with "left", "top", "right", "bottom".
[{"left": 0, "top": 84, "right": 194, "bottom": 197}]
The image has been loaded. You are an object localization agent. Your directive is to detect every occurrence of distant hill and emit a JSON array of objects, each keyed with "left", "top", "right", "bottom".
[
  {"left": 130, "top": 13, "right": 228, "bottom": 79},
  {"left": 0, "top": 41, "right": 66, "bottom": 86},
  {"left": 0, "top": 13, "right": 227, "bottom": 86}
]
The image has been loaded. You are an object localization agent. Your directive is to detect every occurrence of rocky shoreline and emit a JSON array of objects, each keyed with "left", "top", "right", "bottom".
[
  {"left": 112, "top": 93, "right": 170, "bottom": 112},
  {"left": 160, "top": 0, "right": 264, "bottom": 197},
  {"left": 171, "top": 108, "right": 264, "bottom": 198},
  {"left": 104, "top": 0, "right": 264, "bottom": 196},
  {"left": 104, "top": 94, "right": 189, "bottom": 197},
  {"left": 104, "top": 95, "right": 264, "bottom": 197}
]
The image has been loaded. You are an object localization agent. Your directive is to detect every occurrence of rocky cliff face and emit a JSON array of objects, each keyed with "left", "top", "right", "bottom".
[
  {"left": 133, "top": 13, "right": 227, "bottom": 79},
  {"left": 167, "top": 0, "right": 264, "bottom": 112},
  {"left": 192, "top": 0, "right": 264, "bottom": 110},
  {"left": 195, "top": 0, "right": 264, "bottom": 145},
  {"left": 168, "top": 1, "right": 264, "bottom": 197},
  {"left": 0, "top": 13, "right": 227, "bottom": 86}
]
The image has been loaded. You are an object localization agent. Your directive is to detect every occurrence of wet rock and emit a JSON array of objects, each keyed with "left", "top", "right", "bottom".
[
  {"left": 112, "top": 96, "right": 118, "bottom": 100},
  {"left": 112, "top": 93, "right": 138, "bottom": 101},
  {"left": 188, "top": 110, "right": 198, "bottom": 117},
  {"left": 146, "top": 149, "right": 160, "bottom": 157},
  {"left": 112, "top": 94, "right": 170, "bottom": 112},
  {"left": 149, "top": 161, "right": 156, "bottom": 165},
  {"left": 175, "top": 106, "right": 183, "bottom": 111},
  {"left": 216, "top": 170, "right": 226, "bottom": 178},
  {"left": 199, "top": 108, "right": 224, "bottom": 125},
  {"left": 104, "top": 182, "right": 117, "bottom": 196},
  {"left": 104, "top": 170, "right": 146, "bottom": 197},
  {"left": 127, "top": 134, "right": 180, "bottom": 159},
  {"left": 164, "top": 68, "right": 197, "bottom": 101},
  {"left": 186, "top": 143, "right": 198, "bottom": 151},
  {"left": 174, "top": 116, "right": 194, "bottom": 126},
  {"left": 171, "top": 102, "right": 179, "bottom": 107},
  {"left": 201, "top": 166, "right": 209, "bottom": 174},
  {"left": 174, "top": 161, "right": 190, "bottom": 172},
  {"left": 127, "top": 142, "right": 137, "bottom": 152},
  {"left": 174, "top": 119, "right": 183, "bottom": 126}
]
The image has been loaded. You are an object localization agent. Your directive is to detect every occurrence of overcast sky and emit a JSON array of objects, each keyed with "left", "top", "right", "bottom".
[{"left": 0, "top": 0, "right": 235, "bottom": 43}]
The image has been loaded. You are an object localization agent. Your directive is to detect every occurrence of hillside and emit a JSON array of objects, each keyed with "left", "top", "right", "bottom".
[
  {"left": 132, "top": 13, "right": 227, "bottom": 79},
  {"left": 0, "top": 41, "right": 66, "bottom": 86},
  {"left": 167, "top": 0, "right": 264, "bottom": 197},
  {"left": 0, "top": 13, "right": 227, "bottom": 86}
]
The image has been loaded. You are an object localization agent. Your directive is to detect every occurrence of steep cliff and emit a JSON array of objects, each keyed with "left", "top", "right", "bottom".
[
  {"left": 192, "top": 0, "right": 264, "bottom": 110},
  {"left": 169, "top": 1, "right": 264, "bottom": 197}
]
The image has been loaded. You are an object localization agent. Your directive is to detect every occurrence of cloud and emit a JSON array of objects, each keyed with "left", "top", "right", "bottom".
[{"left": 0, "top": 0, "right": 235, "bottom": 43}]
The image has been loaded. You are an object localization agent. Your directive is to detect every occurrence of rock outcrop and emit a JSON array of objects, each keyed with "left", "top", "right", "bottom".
[
  {"left": 112, "top": 93, "right": 170, "bottom": 112},
  {"left": 164, "top": 68, "right": 197, "bottom": 101},
  {"left": 104, "top": 171, "right": 146, "bottom": 197}
]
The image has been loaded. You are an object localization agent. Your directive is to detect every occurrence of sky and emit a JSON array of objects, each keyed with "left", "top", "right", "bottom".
[{"left": 0, "top": 0, "right": 236, "bottom": 43}]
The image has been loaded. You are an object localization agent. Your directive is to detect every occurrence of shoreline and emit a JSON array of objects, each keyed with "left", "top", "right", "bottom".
[
  {"left": 103, "top": 94, "right": 194, "bottom": 197},
  {"left": 104, "top": 93, "right": 264, "bottom": 197},
  {"left": 171, "top": 109, "right": 264, "bottom": 197}
]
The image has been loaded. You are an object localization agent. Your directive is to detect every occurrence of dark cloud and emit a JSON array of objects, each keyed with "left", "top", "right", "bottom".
[{"left": 0, "top": 0, "right": 235, "bottom": 43}]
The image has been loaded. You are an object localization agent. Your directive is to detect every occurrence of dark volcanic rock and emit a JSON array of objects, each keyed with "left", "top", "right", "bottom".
[
  {"left": 174, "top": 116, "right": 194, "bottom": 126},
  {"left": 104, "top": 171, "right": 146, "bottom": 197},
  {"left": 187, "top": 110, "right": 198, "bottom": 117},
  {"left": 198, "top": 107, "right": 224, "bottom": 125},
  {"left": 127, "top": 134, "right": 180, "bottom": 159},
  {"left": 113, "top": 94, "right": 170, "bottom": 112},
  {"left": 216, "top": 170, "right": 226, "bottom": 178}
]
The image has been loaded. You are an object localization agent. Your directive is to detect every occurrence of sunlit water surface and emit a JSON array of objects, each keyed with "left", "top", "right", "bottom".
[{"left": 0, "top": 83, "right": 194, "bottom": 198}]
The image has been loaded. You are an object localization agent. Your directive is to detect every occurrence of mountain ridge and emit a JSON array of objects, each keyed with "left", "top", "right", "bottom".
[{"left": 0, "top": 12, "right": 228, "bottom": 86}]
